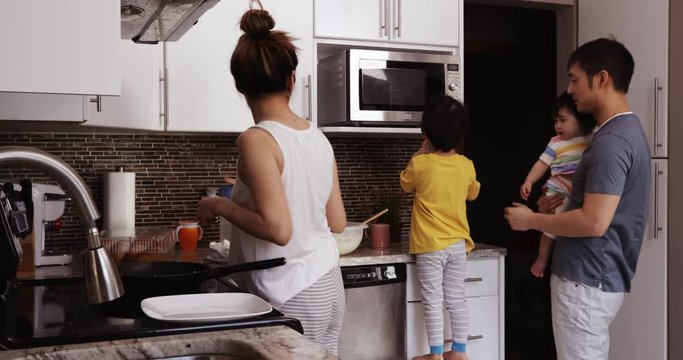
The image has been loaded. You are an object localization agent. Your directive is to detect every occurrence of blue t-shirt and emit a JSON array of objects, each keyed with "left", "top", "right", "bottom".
[{"left": 551, "top": 113, "right": 650, "bottom": 293}]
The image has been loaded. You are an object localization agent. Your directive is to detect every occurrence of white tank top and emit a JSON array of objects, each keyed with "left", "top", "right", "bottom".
[{"left": 227, "top": 120, "right": 340, "bottom": 308}]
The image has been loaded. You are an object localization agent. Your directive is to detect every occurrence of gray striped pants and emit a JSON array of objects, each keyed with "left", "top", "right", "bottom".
[
  {"left": 280, "top": 265, "right": 345, "bottom": 356},
  {"left": 416, "top": 241, "right": 468, "bottom": 350}
]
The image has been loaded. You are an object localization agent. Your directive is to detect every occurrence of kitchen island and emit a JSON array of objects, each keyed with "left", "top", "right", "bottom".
[
  {"left": 0, "top": 325, "right": 332, "bottom": 360},
  {"left": 2, "top": 246, "right": 331, "bottom": 359}
]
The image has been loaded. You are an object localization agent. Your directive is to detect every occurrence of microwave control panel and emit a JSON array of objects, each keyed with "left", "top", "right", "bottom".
[{"left": 446, "top": 63, "right": 461, "bottom": 101}]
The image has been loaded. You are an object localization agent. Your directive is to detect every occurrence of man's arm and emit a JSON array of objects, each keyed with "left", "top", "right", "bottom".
[{"left": 504, "top": 192, "right": 620, "bottom": 237}]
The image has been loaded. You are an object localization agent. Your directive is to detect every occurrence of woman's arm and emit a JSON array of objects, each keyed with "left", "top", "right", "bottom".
[
  {"left": 197, "top": 128, "right": 292, "bottom": 246},
  {"left": 325, "top": 159, "right": 347, "bottom": 233}
]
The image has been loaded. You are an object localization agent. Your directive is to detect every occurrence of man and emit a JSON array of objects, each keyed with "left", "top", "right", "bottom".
[{"left": 504, "top": 37, "right": 651, "bottom": 360}]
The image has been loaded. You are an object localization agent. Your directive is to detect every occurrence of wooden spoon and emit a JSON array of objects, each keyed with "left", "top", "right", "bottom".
[{"left": 361, "top": 208, "right": 389, "bottom": 225}]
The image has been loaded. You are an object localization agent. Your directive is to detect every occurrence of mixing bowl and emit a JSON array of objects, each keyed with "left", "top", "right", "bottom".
[{"left": 333, "top": 222, "right": 368, "bottom": 255}]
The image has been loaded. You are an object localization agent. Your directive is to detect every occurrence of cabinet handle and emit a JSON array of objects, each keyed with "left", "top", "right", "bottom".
[
  {"left": 161, "top": 43, "right": 169, "bottom": 130},
  {"left": 395, "top": 0, "right": 401, "bottom": 37},
  {"left": 89, "top": 95, "right": 102, "bottom": 112},
  {"left": 464, "top": 277, "right": 483, "bottom": 282},
  {"left": 654, "top": 162, "right": 663, "bottom": 240},
  {"left": 467, "top": 335, "right": 484, "bottom": 340},
  {"left": 159, "top": 68, "right": 167, "bottom": 128},
  {"left": 305, "top": 74, "right": 312, "bottom": 121},
  {"left": 382, "top": 0, "right": 389, "bottom": 37},
  {"left": 654, "top": 78, "right": 663, "bottom": 155}
]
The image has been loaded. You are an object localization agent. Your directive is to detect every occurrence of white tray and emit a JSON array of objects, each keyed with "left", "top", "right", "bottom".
[{"left": 141, "top": 293, "right": 272, "bottom": 323}]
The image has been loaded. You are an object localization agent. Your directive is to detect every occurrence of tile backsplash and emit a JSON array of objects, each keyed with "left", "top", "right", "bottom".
[{"left": 0, "top": 132, "right": 420, "bottom": 253}]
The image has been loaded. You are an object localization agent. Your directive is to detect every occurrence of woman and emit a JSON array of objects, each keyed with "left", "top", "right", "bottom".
[{"left": 196, "top": 1, "right": 347, "bottom": 355}]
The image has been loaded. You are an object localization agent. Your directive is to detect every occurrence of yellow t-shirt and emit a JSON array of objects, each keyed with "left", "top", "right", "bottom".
[{"left": 400, "top": 153, "right": 480, "bottom": 254}]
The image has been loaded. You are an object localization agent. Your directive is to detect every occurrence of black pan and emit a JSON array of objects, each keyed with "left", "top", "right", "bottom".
[{"left": 98, "top": 257, "right": 286, "bottom": 317}]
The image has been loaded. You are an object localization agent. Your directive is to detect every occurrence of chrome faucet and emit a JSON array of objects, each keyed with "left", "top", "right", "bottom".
[{"left": 0, "top": 146, "right": 124, "bottom": 303}]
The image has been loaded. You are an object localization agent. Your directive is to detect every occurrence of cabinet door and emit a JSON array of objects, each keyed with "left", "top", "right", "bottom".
[
  {"left": 269, "top": 1, "right": 314, "bottom": 121},
  {"left": 391, "top": 0, "right": 460, "bottom": 47},
  {"left": 166, "top": 0, "right": 312, "bottom": 132},
  {"left": 314, "top": 0, "right": 387, "bottom": 42},
  {"left": 609, "top": 160, "right": 667, "bottom": 360},
  {"left": 0, "top": 0, "right": 120, "bottom": 96},
  {"left": 578, "top": 0, "right": 668, "bottom": 157},
  {"left": 84, "top": 41, "right": 164, "bottom": 131}
]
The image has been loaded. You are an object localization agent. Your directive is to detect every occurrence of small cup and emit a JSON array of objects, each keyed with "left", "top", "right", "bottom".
[
  {"left": 176, "top": 220, "right": 203, "bottom": 251},
  {"left": 370, "top": 223, "right": 390, "bottom": 249}
]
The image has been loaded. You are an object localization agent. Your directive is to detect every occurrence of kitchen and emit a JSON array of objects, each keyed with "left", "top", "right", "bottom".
[{"left": 0, "top": 0, "right": 679, "bottom": 359}]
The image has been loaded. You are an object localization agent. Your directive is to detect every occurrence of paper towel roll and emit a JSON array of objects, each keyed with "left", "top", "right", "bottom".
[{"left": 104, "top": 171, "right": 136, "bottom": 237}]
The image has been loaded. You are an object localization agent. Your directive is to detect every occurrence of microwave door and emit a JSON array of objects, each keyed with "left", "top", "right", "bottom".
[{"left": 354, "top": 68, "right": 429, "bottom": 124}]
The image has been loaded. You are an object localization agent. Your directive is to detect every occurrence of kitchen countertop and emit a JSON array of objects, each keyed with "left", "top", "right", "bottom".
[
  {"left": 16, "top": 242, "right": 507, "bottom": 280},
  {"left": 339, "top": 241, "right": 506, "bottom": 267},
  {"left": 0, "top": 325, "right": 333, "bottom": 360}
]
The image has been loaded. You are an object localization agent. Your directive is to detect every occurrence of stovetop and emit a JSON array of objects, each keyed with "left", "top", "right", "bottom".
[{"left": 0, "top": 277, "right": 302, "bottom": 350}]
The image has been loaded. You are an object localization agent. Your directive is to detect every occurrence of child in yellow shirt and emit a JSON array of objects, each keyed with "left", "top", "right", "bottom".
[{"left": 401, "top": 94, "right": 480, "bottom": 360}]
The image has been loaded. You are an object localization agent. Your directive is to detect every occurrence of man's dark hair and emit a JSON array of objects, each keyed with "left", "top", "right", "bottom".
[
  {"left": 553, "top": 91, "right": 596, "bottom": 135},
  {"left": 568, "top": 37, "right": 635, "bottom": 93},
  {"left": 421, "top": 94, "right": 469, "bottom": 152}
]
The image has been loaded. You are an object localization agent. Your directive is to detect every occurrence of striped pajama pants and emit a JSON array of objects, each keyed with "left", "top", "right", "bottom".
[
  {"left": 416, "top": 240, "right": 469, "bottom": 353},
  {"left": 280, "top": 265, "right": 345, "bottom": 356}
]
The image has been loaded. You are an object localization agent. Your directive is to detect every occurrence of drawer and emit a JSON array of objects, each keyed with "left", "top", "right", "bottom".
[
  {"left": 407, "top": 258, "right": 499, "bottom": 301},
  {"left": 406, "top": 295, "right": 500, "bottom": 359}
]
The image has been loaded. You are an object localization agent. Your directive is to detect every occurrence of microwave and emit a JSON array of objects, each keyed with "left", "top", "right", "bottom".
[{"left": 317, "top": 49, "right": 461, "bottom": 126}]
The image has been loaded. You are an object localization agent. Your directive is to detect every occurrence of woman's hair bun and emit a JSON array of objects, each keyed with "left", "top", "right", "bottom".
[{"left": 239, "top": 9, "right": 275, "bottom": 39}]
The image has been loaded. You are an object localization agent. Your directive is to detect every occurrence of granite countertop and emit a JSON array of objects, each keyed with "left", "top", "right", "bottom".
[
  {"left": 0, "top": 326, "right": 334, "bottom": 360},
  {"left": 339, "top": 241, "right": 506, "bottom": 267}
]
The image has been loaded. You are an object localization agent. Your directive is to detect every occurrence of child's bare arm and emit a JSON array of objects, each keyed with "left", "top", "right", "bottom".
[
  {"left": 413, "top": 139, "right": 433, "bottom": 157},
  {"left": 520, "top": 160, "right": 550, "bottom": 200}
]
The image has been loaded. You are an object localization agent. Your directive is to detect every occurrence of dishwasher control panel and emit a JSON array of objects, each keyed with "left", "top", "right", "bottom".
[{"left": 341, "top": 263, "right": 406, "bottom": 289}]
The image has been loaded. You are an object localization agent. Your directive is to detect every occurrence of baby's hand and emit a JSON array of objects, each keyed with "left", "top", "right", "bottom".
[{"left": 520, "top": 181, "right": 532, "bottom": 200}]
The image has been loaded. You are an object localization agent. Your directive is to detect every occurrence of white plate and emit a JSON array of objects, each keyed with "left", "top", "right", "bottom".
[
  {"left": 205, "top": 254, "right": 230, "bottom": 264},
  {"left": 141, "top": 293, "right": 272, "bottom": 323}
]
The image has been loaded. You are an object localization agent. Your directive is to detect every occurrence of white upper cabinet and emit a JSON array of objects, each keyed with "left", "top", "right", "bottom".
[
  {"left": 83, "top": 41, "right": 165, "bottom": 131},
  {"left": 391, "top": 0, "right": 459, "bottom": 47},
  {"left": 0, "top": 0, "right": 121, "bottom": 96},
  {"left": 578, "top": 0, "right": 668, "bottom": 158},
  {"left": 314, "top": 0, "right": 459, "bottom": 47},
  {"left": 165, "top": 0, "right": 313, "bottom": 133}
]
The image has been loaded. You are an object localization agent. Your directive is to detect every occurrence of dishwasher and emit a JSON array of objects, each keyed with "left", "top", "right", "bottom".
[{"left": 339, "top": 263, "right": 407, "bottom": 360}]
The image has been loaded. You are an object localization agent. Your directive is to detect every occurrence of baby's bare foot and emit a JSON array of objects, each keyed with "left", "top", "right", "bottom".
[
  {"left": 412, "top": 354, "right": 442, "bottom": 360},
  {"left": 443, "top": 351, "right": 468, "bottom": 360},
  {"left": 531, "top": 257, "right": 548, "bottom": 278}
]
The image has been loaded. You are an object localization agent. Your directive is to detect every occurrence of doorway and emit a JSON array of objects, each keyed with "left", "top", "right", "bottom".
[{"left": 463, "top": 2, "right": 560, "bottom": 359}]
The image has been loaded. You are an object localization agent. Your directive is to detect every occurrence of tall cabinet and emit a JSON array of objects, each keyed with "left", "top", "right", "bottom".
[
  {"left": 578, "top": 1, "right": 669, "bottom": 359},
  {"left": 165, "top": 0, "right": 312, "bottom": 132}
]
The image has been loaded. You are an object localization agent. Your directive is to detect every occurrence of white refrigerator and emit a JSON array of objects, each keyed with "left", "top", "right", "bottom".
[{"left": 577, "top": 1, "right": 670, "bottom": 358}]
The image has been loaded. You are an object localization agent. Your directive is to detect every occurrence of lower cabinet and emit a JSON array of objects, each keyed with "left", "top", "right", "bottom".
[{"left": 406, "top": 257, "right": 505, "bottom": 359}]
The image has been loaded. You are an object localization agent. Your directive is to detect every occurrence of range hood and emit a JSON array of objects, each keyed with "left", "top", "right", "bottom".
[{"left": 121, "top": 0, "right": 219, "bottom": 44}]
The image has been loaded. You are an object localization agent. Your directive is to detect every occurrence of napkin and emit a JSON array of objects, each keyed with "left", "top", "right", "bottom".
[{"left": 209, "top": 239, "right": 230, "bottom": 258}]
